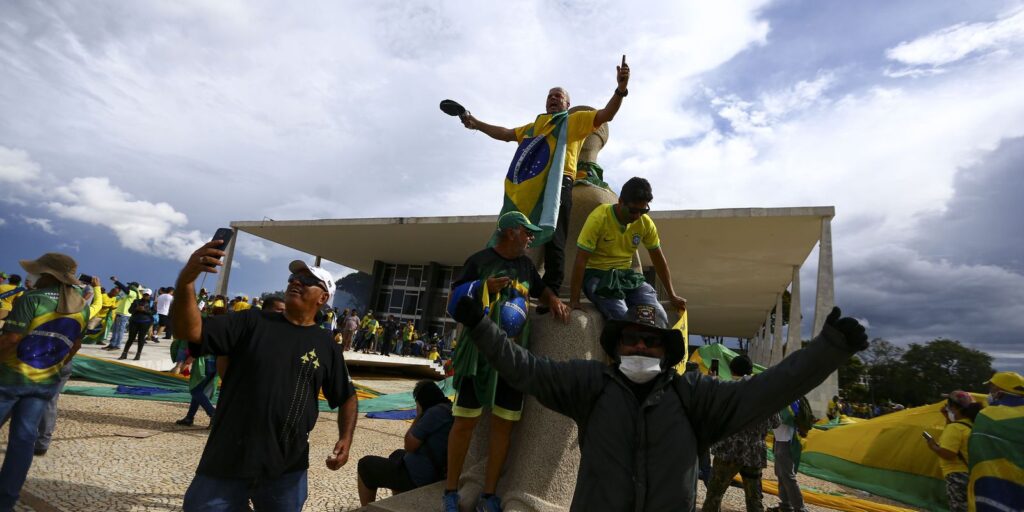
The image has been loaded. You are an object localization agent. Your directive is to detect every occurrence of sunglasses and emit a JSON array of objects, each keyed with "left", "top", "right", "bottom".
[
  {"left": 621, "top": 331, "right": 664, "bottom": 348},
  {"left": 288, "top": 273, "right": 327, "bottom": 291}
]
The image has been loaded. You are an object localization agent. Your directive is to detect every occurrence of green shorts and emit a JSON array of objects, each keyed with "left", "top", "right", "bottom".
[{"left": 453, "top": 375, "right": 524, "bottom": 422}]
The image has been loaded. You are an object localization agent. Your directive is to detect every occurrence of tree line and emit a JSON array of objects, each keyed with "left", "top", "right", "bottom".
[{"left": 837, "top": 338, "right": 995, "bottom": 407}]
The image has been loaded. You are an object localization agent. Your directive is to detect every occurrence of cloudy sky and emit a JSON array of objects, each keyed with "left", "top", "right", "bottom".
[{"left": 2, "top": 0, "right": 1022, "bottom": 371}]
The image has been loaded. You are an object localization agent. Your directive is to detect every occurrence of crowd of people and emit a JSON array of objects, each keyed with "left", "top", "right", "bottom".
[
  {"left": 332, "top": 309, "right": 447, "bottom": 362},
  {"left": 1, "top": 55, "right": 1020, "bottom": 512}
]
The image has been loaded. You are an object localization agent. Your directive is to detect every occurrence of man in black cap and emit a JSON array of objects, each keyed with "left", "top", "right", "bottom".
[{"left": 449, "top": 297, "right": 868, "bottom": 511}]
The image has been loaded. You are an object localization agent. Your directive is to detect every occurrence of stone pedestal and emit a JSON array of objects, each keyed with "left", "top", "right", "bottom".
[{"left": 362, "top": 307, "right": 608, "bottom": 512}]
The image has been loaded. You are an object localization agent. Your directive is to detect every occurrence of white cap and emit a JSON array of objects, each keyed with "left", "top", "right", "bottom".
[
  {"left": 288, "top": 260, "right": 336, "bottom": 303},
  {"left": 142, "top": 288, "right": 153, "bottom": 295}
]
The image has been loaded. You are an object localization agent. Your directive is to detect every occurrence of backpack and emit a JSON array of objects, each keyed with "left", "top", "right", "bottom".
[{"left": 793, "top": 396, "right": 816, "bottom": 435}]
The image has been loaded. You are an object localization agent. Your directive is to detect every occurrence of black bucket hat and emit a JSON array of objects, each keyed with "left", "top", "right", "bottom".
[{"left": 600, "top": 303, "right": 686, "bottom": 367}]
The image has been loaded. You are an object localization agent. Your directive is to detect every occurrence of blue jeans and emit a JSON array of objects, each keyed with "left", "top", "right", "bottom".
[
  {"left": 185, "top": 372, "right": 216, "bottom": 421},
  {"left": 109, "top": 314, "right": 129, "bottom": 348},
  {"left": 583, "top": 276, "right": 667, "bottom": 326},
  {"left": 183, "top": 469, "right": 308, "bottom": 512},
  {"left": 35, "top": 362, "right": 73, "bottom": 451},
  {"left": 0, "top": 384, "right": 59, "bottom": 510}
]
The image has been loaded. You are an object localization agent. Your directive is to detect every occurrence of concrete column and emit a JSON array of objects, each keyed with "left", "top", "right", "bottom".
[
  {"left": 771, "top": 293, "right": 784, "bottom": 365},
  {"left": 369, "top": 260, "right": 386, "bottom": 314},
  {"left": 214, "top": 227, "right": 238, "bottom": 297},
  {"left": 314, "top": 255, "right": 322, "bottom": 267},
  {"left": 753, "top": 326, "right": 762, "bottom": 364},
  {"left": 417, "top": 262, "right": 441, "bottom": 334},
  {"left": 808, "top": 215, "right": 837, "bottom": 418},
  {"left": 763, "top": 309, "right": 773, "bottom": 365},
  {"left": 786, "top": 265, "right": 801, "bottom": 357},
  {"left": 811, "top": 216, "right": 835, "bottom": 336}
]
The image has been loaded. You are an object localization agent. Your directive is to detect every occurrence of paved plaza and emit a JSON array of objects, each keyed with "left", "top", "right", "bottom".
[{"left": 0, "top": 345, "right": 917, "bottom": 511}]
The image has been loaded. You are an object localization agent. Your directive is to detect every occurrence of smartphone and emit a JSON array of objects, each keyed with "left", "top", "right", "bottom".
[
  {"left": 78, "top": 274, "right": 93, "bottom": 284},
  {"left": 709, "top": 358, "right": 720, "bottom": 376},
  {"left": 211, "top": 228, "right": 234, "bottom": 250},
  {"left": 921, "top": 431, "right": 933, "bottom": 442}
]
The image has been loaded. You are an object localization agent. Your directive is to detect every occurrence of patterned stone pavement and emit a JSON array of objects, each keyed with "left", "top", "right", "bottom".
[{"left": 2, "top": 381, "right": 917, "bottom": 512}]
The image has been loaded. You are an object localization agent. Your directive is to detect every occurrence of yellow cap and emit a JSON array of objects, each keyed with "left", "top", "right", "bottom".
[{"left": 986, "top": 371, "right": 1024, "bottom": 395}]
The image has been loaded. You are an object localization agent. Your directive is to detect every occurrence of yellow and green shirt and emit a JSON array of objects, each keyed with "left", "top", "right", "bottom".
[
  {"left": 1, "top": 285, "right": 100, "bottom": 387},
  {"left": 514, "top": 110, "right": 597, "bottom": 179},
  {"left": 577, "top": 204, "right": 661, "bottom": 271}
]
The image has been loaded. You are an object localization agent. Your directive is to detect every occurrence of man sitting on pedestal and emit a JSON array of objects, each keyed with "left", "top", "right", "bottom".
[{"left": 569, "top": 177, "right": 687, "bottom": 325}]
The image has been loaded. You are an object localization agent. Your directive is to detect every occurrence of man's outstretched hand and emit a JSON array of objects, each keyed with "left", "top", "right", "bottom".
[
  {"left": 452, "top": 295, "right": 484, "bottom": 329},
  {"left": 825, "top": 307, "right": 868, "bottom": 351}
]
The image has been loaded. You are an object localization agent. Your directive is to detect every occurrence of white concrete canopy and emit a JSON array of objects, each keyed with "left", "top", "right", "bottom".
[{"left": 232, "top": 206, "right": 833, "bottom": 339}]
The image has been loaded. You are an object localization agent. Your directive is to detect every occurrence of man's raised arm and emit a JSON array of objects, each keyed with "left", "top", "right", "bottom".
[
  {"left": 171, "top": 240, "right": 226, "bottom": 343},
  {"left": 593, "top": 55, "right": 630, "bottom": 127},
  {"left": 684, "top": 307, "right": 868, "bottom": 446},
  {"left": 460, "top": 114, "right": 517, "bottom": 142}
]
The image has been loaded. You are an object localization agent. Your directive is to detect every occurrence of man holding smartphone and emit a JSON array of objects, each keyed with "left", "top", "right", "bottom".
[{"left": 172, "top": 236, "right": 358, "bottom": 512}]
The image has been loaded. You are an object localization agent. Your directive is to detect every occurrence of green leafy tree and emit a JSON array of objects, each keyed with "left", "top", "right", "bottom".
[
  {"left": 838, "top": 355, "right": 866, "bottom": 393},
  {"left": 895, "top": 339, "right": 994, "bottom": 406}
]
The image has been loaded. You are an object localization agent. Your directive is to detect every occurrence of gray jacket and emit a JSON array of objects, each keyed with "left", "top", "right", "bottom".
[{"left": 466, "top": 319, "right": 856, "bottom": 512}]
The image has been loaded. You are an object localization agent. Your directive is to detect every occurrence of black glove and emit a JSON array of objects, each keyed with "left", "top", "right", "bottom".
[
  {"left": 452, "top": 295, "right": 484, "bottom": 329},
  {"left": 825, "top": 306, "right": 868, "bottom": 351}
]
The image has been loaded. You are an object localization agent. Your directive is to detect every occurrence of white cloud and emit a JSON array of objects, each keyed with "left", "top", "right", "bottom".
[
  {"left": 886, "top": 6, "right": 1024, "bottom": 68},
  {"left": 0, "top": 146, "right": 41, "bottom": 183},
  {"left": 0, "top": 217, "right": 6, "bottom": 226},
  {"left": 44, "top": 177, "right": 206, "bottom": 261},
  {"left": 21, "top": 216, "right": 56, "bottom": 235}
]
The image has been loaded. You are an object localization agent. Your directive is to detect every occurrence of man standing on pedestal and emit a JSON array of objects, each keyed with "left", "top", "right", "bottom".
[
  {"left": 443, "top": 212, "right": 569, "bottom": 512},
  {"left": 460, "top": 56, "right": 631, "bottom": 294}
]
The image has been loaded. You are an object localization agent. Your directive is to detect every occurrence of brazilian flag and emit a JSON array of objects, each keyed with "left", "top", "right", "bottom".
[
  {"left": 968, "top": 401, "right": 1024, "bottom": 512},
  {"left": 493, "top": 111, "right": 569, "bottom": 247}
]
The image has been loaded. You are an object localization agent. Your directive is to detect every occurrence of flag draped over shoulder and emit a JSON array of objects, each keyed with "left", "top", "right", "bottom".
[
  {"left": 451, "top": 279, "right": 532, "bottom": 407},
  {"left": 493, "top": 111, "right": 569, "bottom": 247},
  {"left": 967, "top": 402, "right": 1024, "bottom": 512}
]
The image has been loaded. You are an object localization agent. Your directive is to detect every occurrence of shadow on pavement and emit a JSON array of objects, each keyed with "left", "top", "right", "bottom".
[{"left": 24, "top": 480, "right": 183, "bottom": 511}]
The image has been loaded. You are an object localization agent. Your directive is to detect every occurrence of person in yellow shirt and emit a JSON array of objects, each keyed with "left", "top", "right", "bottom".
[
  {"left": 104, "top": 278, "right": 140, "bottom": 351},
  {"left": 232, "top": 296, "right": 251, "bottom": 312},
  {"left": 926, "top": 390, "right": 982, "bottom": 512},
  {"left": 458, "top": 56, "right": 631, "bottom": 297},
  {"left": 0, "top": 274, "right": 26, "bottom": 324},
  {"left": 569, "top": 177, "right": 687, "bottom": 326}
]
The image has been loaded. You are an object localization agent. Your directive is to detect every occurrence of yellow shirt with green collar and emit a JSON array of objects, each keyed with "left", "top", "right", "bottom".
[
  {"left": 577, "top": 204, "right": 661, "bottom": 270},
  {"left": 514, "top": 110, "right": 598, "bottom": 179}
]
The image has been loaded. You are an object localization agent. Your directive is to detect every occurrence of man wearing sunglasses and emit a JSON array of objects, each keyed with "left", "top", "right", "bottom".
[
  {"left": 570, "top": 177, "right": 687, "bottom": 326},
  {"left": 171, "top": 240, "right": 358, "bottom": 512},
  {"left": 450, "top": 295, "right": 869, "bottom": 512}
]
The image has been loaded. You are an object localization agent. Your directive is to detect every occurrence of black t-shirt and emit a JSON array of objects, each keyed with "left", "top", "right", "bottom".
[
  {"left": 194, "top": 309, "right": 355, "bottom": 479},
  {"left": 453, "top": 248, "right": 547, "bottom": 300}
]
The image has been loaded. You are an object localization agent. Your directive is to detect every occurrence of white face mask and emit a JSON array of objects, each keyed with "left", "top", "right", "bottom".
[
  {"left": 946, "top": 410, "right": 957, "bottom": 423},
  {"left": 619, "top": 355, "right": 664, "bottom": 384}
]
